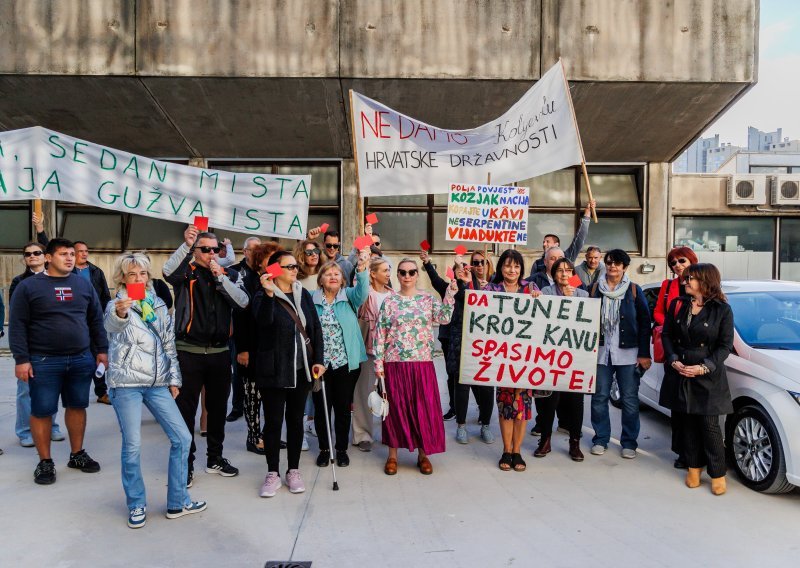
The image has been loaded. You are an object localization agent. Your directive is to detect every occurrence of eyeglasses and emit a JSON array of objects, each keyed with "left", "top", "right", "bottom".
[
  {"left": 685, "top": 275, "right": 696, "bottom": 281},
  {"left": 280, "top": 264, "right": 300, "bottom": 271},
  {"left": 669, "top": 258, "right": 690, "bottom": 267},
  {"left": 398, "top": 269, "right": 418, "bottom": 277},
  {"left": 197, "top": 246, "right": 221, "bottom": 254},
  {"left": 604, "top": 260, "right": 623, "bottom": 267},
  {"left": 373, "top": 241, "right": 381, "bottom": 247},
  {"left": 325, "top": 243, "right": 340, "bottom": 250},
  {"left": 305, "top": 248, "right": 321, "bottom": 256},
  {"left": 471, "top": 260, "right": 486, "bottom": 267},
  {"left": 555, "top": 268, "right": 574, "bottom": 274},
  {"left": 23, "top": 250, "right": 43, "bottom": 257}
]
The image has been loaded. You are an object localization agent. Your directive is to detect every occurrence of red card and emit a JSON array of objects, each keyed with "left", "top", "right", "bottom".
[
  {"left": 454, "top": 245, "right": 468, "bottom": 256},
  {"left": 354, "top": 235, "right": 373, "bottom": 250},
  {"left": 193, "top": 216, "right": 209, "bottom": 231},
  {"left": 420, "top": 240, "right": 431, "bottom": 251},
  {"left": 265, "top": 263, "right": 283, "bottom": 280},
  {"left": 446, "top": 267, "right": 455, "bottom": 280},
  {"left": 127, "top": 282, "right": 146, "bottom": 301},
  {"left": 319, "top": 223, "right": 330, "bottom": 234},
  {"left": 365, "top": 213, "right": 379, "bottom": 224},
  {"left": 568, "top": 274, "right": 583, "bottom": 288}
]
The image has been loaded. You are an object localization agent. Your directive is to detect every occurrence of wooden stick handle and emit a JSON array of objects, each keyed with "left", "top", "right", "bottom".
[
  {"left": 580, "top": 162, "right": 597, "bottom": 223},
  {"left": 34, "top": 199, "right": 42, "bottom": 217}
]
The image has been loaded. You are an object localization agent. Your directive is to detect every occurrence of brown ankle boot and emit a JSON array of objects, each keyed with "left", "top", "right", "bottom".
[
  {"left": 685, "top": 467, "right": 701, "bottom": 488},
  {"left": 568, "top": 438, "right": 584, "bottom": 462},
  {"left": 711, "top": 476, "right": 726, "bottom": 495},
  {"left": 533, "top": 436, "right": 551, "bottom": 458}
]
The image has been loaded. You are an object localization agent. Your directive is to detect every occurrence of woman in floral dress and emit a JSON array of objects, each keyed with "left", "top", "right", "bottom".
[{"left": 374, "top": 259, "right": 457, "bottom": 475}]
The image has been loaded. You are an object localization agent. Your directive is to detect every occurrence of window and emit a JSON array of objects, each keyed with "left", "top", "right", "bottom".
[
  {"left": 674, "top": 216, "right": 774, "bottom": 279},
  {"left": 750, "top": 166, "right": 788, "bottom": 174},
  {"left": 365, "top": 165, "right": 645, "bottom": 253},
  {"left": 779, "top": 218, "right": 800, "bottom": 281},
  {"left": 0, "top": 201, "right": 33, "bottom": 251}
]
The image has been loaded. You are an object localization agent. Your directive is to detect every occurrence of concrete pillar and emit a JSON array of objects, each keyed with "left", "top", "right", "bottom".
[
  {"left": 341, "top": 159, "right": 360, "bottom": 247},
  {"left": 647, "top": 162, "right": 670, "bottom": 281}
]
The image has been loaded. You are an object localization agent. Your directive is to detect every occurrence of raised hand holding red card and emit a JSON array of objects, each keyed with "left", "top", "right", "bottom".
[
  {"left": 420, "top": 240, "right": 431, "bottom": 251},
  {"left": 193, "top": 216, "right": 209, "bottom": 231},
  {"left": 319, "top": 223, "right": 330, "bottom": 234},
  {"left": 354, "top": 235, "right": 373, "bottom": 250},
  {"left": 365, "top": 213, "right": 379, "bottom": 224},
  {"left": 454, "top": 245, "right": 468, "bottom": 256},
  {"left": 127, "top": 282, "right": 146, "bottom": 301},
  {"left": 568, "top": 274, "right": 583, "bottom": 288},
  {"left": 265, "top": 263, "right": 283, "bottom": 280}
]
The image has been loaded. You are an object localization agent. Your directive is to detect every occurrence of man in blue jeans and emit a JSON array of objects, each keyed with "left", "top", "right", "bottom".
[{"left": 10, "top": 238, "right": 109, "bottom": 485}]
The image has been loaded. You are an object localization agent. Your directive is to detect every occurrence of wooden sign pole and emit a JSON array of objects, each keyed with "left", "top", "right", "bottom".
[{"left": 348, "top": 89, "right": 365, "bottom": 238}]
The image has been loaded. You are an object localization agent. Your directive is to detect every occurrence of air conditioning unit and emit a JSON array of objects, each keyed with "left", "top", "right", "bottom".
[
  {"left": 727, "top": 174, "right": 767, "bottom": 205},
  {"left": 770, "top": 175, "right": 800, "bottom": 205}
]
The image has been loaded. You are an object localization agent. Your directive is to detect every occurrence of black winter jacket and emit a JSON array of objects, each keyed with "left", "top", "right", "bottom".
[
  {"left": 661, "top": 298, "right": 734, "bottom": 415},
  {"left": 251, "top": 287, "right": 324, "bottom": 389},
  {"left": 232, "top": 259, "right": 261, "bottom": 355},
  {"left": 73, "top": 263, "right": 111, "bottom": 308}
]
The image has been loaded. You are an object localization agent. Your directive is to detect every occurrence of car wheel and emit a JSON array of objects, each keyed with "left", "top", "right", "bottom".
[
  {"left": 725, "top": 405, "right": 794, "bottom": 494},
  {"left": 609, "top": 378, "right": 622, "bottom": 409}
]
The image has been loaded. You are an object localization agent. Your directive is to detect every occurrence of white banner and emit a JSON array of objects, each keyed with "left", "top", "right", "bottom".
[
  {"left": 351, "top": 60, "right": 583, "bottom": 196},
  {"left": 460, "top": 290, "right": 600, "bottom": 393},
  {"left": 446, "top": 183, "right": 530, "bottom": 245},
  {"left": 0, "top": 127, "right": 310, "bottom": 238}
]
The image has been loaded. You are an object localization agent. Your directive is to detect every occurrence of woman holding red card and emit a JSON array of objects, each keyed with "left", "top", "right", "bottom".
[
  {"left": 483, "top": 249, "right": 542, "bottom": 472},
  {"left": 104, "top": 252, "right": 205, "bottom": 529}
]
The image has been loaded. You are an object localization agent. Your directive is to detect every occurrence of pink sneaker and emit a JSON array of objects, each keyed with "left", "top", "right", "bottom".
[
  {"left": 286, "top": 469, "right": 305, "bottom": 494},
  {"left": 259, "top": 472, "right": 281, "bottom": 498}
]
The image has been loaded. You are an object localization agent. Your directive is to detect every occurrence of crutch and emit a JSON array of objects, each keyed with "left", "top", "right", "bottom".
[{"left": 317, "top": 371, "right": 339, "bottom": 490}]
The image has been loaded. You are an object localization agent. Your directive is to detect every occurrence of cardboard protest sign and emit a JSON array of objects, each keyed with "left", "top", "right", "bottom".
[
  {"left": 0, "top": 127, "right": 311, "bottom": 238},
  {"left": 446, "top": 184, "right": 529, "bottom": 245},
  {"left": 460, "top": 290, "right": 600, "bottom": 393},
  {"left": 127, "top": 283, "right": 146, "bottom": 301},
  {"left": 351, "top": 61, "right": 583, "bottom": 196}
]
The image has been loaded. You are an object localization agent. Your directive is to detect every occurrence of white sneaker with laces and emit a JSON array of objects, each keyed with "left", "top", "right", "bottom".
[{"left": 301, "top": 433, "right": 310, "bottom": 451}]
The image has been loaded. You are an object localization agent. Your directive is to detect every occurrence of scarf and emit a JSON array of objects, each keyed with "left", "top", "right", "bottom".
[
  {"left": 137, "top": 292, "right": 157, "bottom": 323},
  {"left": 598, "top": 274, "right": 631, "bottom": 338}
]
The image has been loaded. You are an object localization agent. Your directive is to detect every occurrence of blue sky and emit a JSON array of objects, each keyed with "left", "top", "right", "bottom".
[{"left": 703, "top": 0, "right": 800, "bottom": 145}]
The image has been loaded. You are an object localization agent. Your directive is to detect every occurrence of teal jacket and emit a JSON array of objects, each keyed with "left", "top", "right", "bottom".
[{"left": 312, "top": 269, "right": 369, "bottom": 372}]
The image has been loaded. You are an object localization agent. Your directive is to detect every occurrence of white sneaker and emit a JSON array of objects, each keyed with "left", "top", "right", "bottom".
[
  {"left": 301, "top": 434, "right": 310, "bottom": 451},
  {"left": 621, "top": 448, "right": 637, "bottom": 459},
  {"left": 304, "top": 420, "right": 317, "bottom": 438},
  {"left": 590, "top": 444, "right": 606, "bottom": 455}
]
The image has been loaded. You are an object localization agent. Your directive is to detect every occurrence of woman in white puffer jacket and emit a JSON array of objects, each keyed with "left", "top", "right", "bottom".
[{"left": 104, "top": 251, "right": 206, "bottom": 529}]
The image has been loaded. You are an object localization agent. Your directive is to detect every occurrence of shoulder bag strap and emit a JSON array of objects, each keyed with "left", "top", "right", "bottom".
[{"left": 276, "top": 297, "right": 313, "bottom": 354}]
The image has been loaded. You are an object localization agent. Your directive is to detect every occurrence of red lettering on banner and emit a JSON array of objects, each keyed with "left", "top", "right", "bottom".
[
  {"left": 473, "top": 358, "right": 492, "bottom": 382},
  {"left": 568, "top": 370, "right": 585, "bottom": 390},
  {"left": 549, "top": 369, "right": 565, "bottom": 386},
  {"left": 360, "top": 111, "right": 392, "bottom": 139},
  {"left": 528, "top": 367, "right": 546, "bottom": 386}
]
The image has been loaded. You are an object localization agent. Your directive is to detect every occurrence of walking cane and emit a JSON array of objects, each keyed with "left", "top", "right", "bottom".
[{"left": 316, "top": 371, "right": 339, "bottom": 491}]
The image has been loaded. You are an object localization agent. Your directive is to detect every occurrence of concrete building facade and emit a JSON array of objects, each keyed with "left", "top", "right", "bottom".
[{"left": 0, "top": 0, "right": 761, "bottom": 308}]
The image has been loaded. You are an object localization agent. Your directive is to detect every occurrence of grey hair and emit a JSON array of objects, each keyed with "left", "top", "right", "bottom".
[
  {"left": 586, "top": 245, "right": 601, "bottom": 254},
  {"left": 112, "top": 251, "right": 153, "bottom": 292},
  {"left": 544, "top": 246, "right": 564, "bottom": 261},
  {"left": 242, "top": 236, "right": 261, "bottom": 249}
]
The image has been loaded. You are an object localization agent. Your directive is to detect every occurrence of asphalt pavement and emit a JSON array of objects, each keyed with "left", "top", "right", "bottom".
[{"left": 0, "top": 355, "right": 798, "bottom": 567}]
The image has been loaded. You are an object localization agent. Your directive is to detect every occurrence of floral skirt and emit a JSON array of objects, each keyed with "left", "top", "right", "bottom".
[{"left": 496, "top": 388, "right": 533, "bottom": 421}]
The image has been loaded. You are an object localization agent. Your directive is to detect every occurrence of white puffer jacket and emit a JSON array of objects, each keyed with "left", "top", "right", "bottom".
[{"left": 104, "top": 291, "right": 181, "bottom": 389}]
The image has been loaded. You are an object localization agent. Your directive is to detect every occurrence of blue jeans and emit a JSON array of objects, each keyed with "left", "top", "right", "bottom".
[
  {"left": 108, "top": 386, "right": 192, "bottom": 511},
  {"left": 16, "top": 379, "right": 62, "bottom": 442},
  {"left": 591, "top": 364, "right": 640, "bottom": 450}
]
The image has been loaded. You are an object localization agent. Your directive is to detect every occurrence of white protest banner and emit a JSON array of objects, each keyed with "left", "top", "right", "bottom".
[
  {"left": 460, "top": 290, "right": 600, "bottom": 393},
  {"left": 446, "top": 183, "right": 529, "bottom": 245},
  {"left": 351, "top": 60, "right": 583, "bottom": 196},
  {"left": 0, "top": 126, "right": 310, "bottom": 238}
]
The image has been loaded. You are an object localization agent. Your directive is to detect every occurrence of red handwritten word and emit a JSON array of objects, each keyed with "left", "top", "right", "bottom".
[{"left": 359, "top": 110, "right": 469, "bottom": 145}]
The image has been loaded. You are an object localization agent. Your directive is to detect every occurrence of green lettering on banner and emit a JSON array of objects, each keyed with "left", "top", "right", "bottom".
[
  {"left": 145, "top": 190, "right": 162, "bottom": 212},
  {"left": 122, "top": 156, "right": 140, "bottom": 178},
  {"left": 275, "top": 178, "right": 289, "bottom": 198},
  {"left": 48, "top": 135, "right": 67, "bottom": 159},
  {"left": 200, "top": 171, "right": 218, "bottom": 190},
  {"left": 0, "top": 140, "right": 4, "bottom": 157},
  {"left": 229, "top": 174, "right": 237, "bottom": 193},
  {"left": 98, "top": 181, "right": 119, "bottom": 204},
  {"left": 168, "top": 195, "right": 186, "bottom": 214},
  {"left": 0, "top": 171, "right": 7, "bottom": 193},
  {"left": 292, "top": 179, "right": 309, "bottom": 199},
  {"left": 288, "top": 215, "right": 303, "bottom": 235},
  {"left": 148, "top": 161, "right": 167, "bottom": 183},
  {"left": 123, "top": 187, "right": 142, "bottom": 209},
  {"left": 72, "top": 141, "right": 88, "bottom": 164},
  {"left": 100, "top": 148, "right": 117, "bottom": 170},
  {"left": 42, "top": 170, "right": 61, "bottom": 194},
  {"left": 267, "top": 211, "right": 283, "bottom": 231},
  {"left": 18, "top": 167, "right": 34, "bottom": 192},
  {"left": 244, "top": 209, "right": 261, "bottom": 231},
  {"left": 188, "top": 201, "right": 204, "bottom": 217},
  {"left": 251, "top": 176, "right": 268, "bottom": 198}
]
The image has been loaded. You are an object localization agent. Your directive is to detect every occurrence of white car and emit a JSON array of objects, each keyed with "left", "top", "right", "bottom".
[{"left": 637, "top": 280, "right": 800, "bottom": 494}]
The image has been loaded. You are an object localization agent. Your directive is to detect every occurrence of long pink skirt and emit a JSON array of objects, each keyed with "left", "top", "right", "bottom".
[{"left": 382, "top": 361, "right": 446, "bottom": 455}]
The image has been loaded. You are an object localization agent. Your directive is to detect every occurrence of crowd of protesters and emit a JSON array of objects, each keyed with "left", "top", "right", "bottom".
[{"left": 2, "top": 202, "right": 736, "bottom": 528}]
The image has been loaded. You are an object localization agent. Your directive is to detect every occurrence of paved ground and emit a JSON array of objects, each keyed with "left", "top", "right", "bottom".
[{"left": 0, "top": 355, "right": 798, "bottom": 567}]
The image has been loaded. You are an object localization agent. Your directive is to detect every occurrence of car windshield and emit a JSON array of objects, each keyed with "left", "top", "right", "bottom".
[{"left": 728, "top": 291, "right": 800, "bottom": 350}]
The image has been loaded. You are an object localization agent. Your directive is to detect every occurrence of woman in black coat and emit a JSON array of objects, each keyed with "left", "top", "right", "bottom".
[
  {"left": 252, "top": 250, "right": 325, "bottom": 498},
  {"left": 662, "top": 263, "right": 734, "bottom": 496}
]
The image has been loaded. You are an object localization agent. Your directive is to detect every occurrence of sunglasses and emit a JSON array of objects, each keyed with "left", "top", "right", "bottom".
[
  {"left": 471, "top": 260, "right": 486, "bottom": 267},
  {"left": 604, "top": 260, "right": 623, "bottom": 267},
  {"left": 669, "top": 258, "right": 690, "bottom": 267},
  {"left": 685, "top": 275, "right": 696, "bottom": 281},
  {"left": 197, "top": 246, "right": 221, "bottom": 254},
  {"left": 304, "top": 248, "right": 321, "bottom": 256},
  {"left": 23, "top": 250, "right": 44, "bottom": 257},
  {"left": 373, "top": 241, "right": 381, "bottom": 247},
  {"left": 325, "top": 243, "right": 340, "bottom": 249},
  {"left": 280, "top": 264, "right": 300, "bottom": 271},
  {"left": 398, "top": 269, "right": 418, "bottom": 277}
]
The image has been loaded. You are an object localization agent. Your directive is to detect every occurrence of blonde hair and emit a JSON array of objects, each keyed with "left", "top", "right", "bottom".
[
  {"left": 316, "top": 260, "right": 345, "bottom": 289},
  {"left": 112, "top": 251, "right": 153, "bottom": 292}
]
